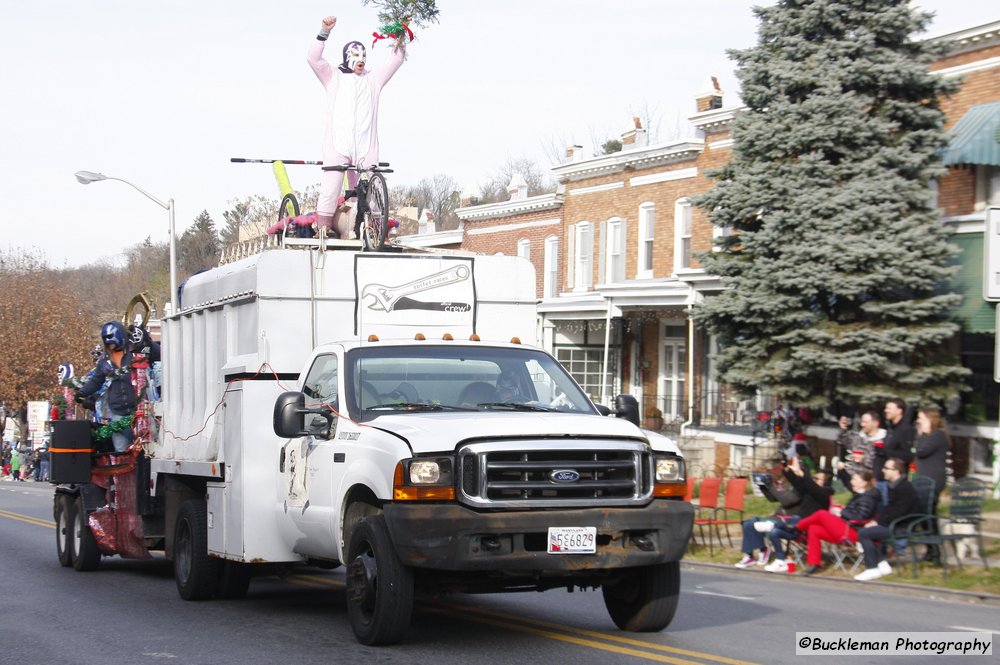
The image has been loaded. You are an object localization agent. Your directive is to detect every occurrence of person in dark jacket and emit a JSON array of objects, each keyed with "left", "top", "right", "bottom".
[
  {"left": 734, "top": 458, "right": 832, "bottom": 570},
  {"left": 762, "top": 457, "right": 835, "bottom": 572},
  {"left": 854, "top": 457, "right": 921, "bottom": 580},
  {"left": 76, "top": 321, "right": 137, "bottom": 452},
  {"left": 796, "top": 469, "right": 879, "bottom": 575},
  {"left": 914, "top": 407, "right": 949, "bottom": 563},
  {"left": 875, "top": 398, "right": 915, "bottom": 506}
]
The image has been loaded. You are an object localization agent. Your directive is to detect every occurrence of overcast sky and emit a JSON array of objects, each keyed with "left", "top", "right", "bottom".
[{"left": 1, "top": 1, "right": 996, "bottom": 268}]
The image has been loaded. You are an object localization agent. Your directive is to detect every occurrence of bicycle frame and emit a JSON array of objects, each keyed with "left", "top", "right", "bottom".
[{"left": 322, "top": 163, "right": 393, "bottom": 251}]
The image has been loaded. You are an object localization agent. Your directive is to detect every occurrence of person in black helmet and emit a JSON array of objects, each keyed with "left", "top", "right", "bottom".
[{"left": 76, "top": 321, "right": 137, "bottom": 452}]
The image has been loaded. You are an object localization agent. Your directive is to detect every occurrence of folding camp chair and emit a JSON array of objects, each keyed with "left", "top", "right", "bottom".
[
  {"left": 691, "top": 477, "right": 723, "bottom": 554},
  {"left": 705, "top": 478, "right": 748, "bottom": 549}
]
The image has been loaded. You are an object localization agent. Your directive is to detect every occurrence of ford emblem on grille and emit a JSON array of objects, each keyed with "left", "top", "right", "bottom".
[{"left": 550, "top": 469, "right": 581, "bottom": 483}]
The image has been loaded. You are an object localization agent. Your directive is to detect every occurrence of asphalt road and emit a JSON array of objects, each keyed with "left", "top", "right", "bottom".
[{"left": 2, "top": 481, "right": 996, "bottom": 665}]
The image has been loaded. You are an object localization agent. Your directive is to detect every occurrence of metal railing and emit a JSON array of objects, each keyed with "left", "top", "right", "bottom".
[{"left": 640, "top": 391, "right": 784, "bottom": 433}]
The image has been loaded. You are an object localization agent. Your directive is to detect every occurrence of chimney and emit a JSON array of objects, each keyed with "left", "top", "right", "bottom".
[
  {"left": 564, "top": 144, "right": 584, "bottom": 163},
  {"left": 459, "top": 186, "right": 478, "bottom": 208},
  {"left": 696, "top": 76, "right": 724, "bottom": 112},
  {"left": 621, "top": 116, "right": 647, "bottom": 149},
  {"left": 507, "top": 174, "right": 528, "bottom": 201},
  {"left": 418, "top": 209, "right": 436, "bottom": 234}
]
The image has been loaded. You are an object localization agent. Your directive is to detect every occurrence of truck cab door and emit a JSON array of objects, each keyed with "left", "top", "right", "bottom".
[{"left": 280, "top": 353, "right": 342, "bottom": 555}]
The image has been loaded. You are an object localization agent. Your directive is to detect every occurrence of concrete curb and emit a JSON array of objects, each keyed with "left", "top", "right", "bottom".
[{"left": 683, "top": 560, "right": 1000, "bottom": 606}]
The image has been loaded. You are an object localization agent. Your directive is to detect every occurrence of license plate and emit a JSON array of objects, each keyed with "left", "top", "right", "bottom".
[{"left": 547, "top": 526, "right": 597, "bottom": 554}]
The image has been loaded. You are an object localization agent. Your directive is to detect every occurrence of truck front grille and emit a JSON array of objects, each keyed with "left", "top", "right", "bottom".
[{"left": 457, "top": 440, "right": 652, "bottom": 508}]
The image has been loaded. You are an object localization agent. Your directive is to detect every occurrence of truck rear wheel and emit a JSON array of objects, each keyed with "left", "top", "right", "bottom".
[
  {"left": 345, "top": 515, "right": 413, "bottom": 645},
  {"left": 70, "top": 496, "right": 101, "bottom": 571},
  {"left": 55, "top": 494, "right": 73, "bottom": 567},
  {"left": 602, "top": 561, "right": 680, "bottom": 632},
  {"left": 174, "top": 499, "right": 218, "bottom": 600}
]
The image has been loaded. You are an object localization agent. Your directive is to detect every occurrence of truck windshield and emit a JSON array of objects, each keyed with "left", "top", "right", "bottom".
[{"left": 344, "top": 345, "right": 598, "bottom": 420}]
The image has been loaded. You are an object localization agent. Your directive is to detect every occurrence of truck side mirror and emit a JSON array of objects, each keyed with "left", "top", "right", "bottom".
[
  {"left": 614, "top": 394, "right": 640, "bottom": 428},
  {"left": 274, "top": 392, "right": 307, "bottom": 437},
  {"left": 273, "top": 391, "right": 334, "bottom": 438}
]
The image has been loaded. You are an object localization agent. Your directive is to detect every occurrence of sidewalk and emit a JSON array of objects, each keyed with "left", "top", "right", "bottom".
[{"left": 684, "top": 559, "right": 1000, "bottom": 606}]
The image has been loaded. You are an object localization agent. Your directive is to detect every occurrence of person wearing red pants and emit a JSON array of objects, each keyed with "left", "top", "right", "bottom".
[{"left": 796, "top": 470, "right": 879, "bottom": 575}]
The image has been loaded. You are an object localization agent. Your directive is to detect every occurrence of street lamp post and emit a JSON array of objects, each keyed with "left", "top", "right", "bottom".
[{"left": 75, "top": 170, "right": 177, "bottom": 313}]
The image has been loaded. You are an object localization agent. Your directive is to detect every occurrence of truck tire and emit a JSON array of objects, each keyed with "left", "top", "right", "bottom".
[
  {"left": 55, "top": 494, "right": 73, "bottom": 567},
  {"left": 345, "top": 515, "right": 414, "bottom": 645},
  {"left": 602, "top": 561, "right": 680, "bottom": 632},
  {"left": 215, "top": 561, "right": 252, "bottom": 599},
  {"left": 70, "top": 496, "right": 101, "bottom": 571},
  {"left": 174, "top": 499, "right": 218, "bottom": 600}
]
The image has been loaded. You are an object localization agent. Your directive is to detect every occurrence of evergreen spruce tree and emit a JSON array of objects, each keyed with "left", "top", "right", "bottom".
[
  {"left": 694, "top": 0, "right": 968, "bottom": 408},
  {"left": 178, "top": 210, "right": 220, "bottom": 277}
]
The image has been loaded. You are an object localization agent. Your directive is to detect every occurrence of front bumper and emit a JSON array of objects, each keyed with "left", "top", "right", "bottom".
[{"left": 383, "top": 499, "right": 693, "bottom": 572}]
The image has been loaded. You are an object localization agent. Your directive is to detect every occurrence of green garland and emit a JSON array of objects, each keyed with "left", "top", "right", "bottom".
[{"left": 92, "top": 415, "right": 133, "bottom": 442}]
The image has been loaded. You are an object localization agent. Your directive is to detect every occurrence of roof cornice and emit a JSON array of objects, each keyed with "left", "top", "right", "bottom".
[
  {"left": 551, "top": 140, "right": 704, "bottom": 183},
  {"left": 929, "top": 20, "right": 1000, "bottom": 57},
  {"left": 456, "top": 191, "right": 563, "bottom": 221},
  {"left": 689, "top": 105, "right": 740, "bottom": 131}
]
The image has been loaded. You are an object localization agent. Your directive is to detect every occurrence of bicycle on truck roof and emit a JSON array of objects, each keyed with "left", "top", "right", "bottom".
[
  {"left": 230, "top": 157, "right": 320, "bottom": 238},
  {"left": 322, "top": 161, "right": 392, "bottom": 252}
]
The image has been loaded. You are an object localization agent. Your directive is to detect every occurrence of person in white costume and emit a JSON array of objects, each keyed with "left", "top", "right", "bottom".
[{"left": 308, "top": 14, "right": 405, "bottom": 238}]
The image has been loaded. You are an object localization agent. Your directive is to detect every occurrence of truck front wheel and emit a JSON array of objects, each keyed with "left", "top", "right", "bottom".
[
  {"left": 345, "top": 515, "right": 414, "bottom": 645},
  {"left": 55, "top": 494, "right": 73, "bottom": 567},
  {"left": 602, "top": 561, "right": 680, "bottom": 632},
  {"left": 70, "top": 496, "right": 101, "bottom": 571},
  {"left": 174, "top": 499, "right": 218, "bottom": 600}
]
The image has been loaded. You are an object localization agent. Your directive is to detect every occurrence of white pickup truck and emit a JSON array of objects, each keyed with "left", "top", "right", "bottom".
[{"left": 52, "top": 247, "right": 692, "bottom": 645}]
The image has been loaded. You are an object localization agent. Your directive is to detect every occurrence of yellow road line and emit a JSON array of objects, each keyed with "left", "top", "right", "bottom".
[
  {"left": 0, "top": 509, "right": 55, "bottom": 529},
  {"left": 426, "top": 602, "right": 758, "bottom": 665},
  {"left": 287, "top": 573, "right": 756, "bottom": 665},
  {"left": 422, "top": 604, "right": 710, "bottom": 665}
]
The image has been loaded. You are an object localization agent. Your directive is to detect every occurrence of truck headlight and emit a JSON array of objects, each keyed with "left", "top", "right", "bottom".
[
  {"left": 394, "top": 457, "right": 456, "bottom": 501},
  {"left": 655, "top": 456, "right": 684, "bottom": 483},
  {"left": 409, "top": 458, "right": 451, "bottom": 484},
  {"left": 653, "top": 455, "right": 686, "bottom": 498}
]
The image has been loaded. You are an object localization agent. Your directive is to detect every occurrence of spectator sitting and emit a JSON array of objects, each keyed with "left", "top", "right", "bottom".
[
  {"left": 854, "top": 457, "right": 920, "bottom": 581},
  {"left": 762, "top": 458, "right": 834, "bottom": 572},
  {"left": 735, "top": 457, "right": 833, "bottom": 571},
  {"left": 795, "top": 469, "right": 880, "bottom": 575}
]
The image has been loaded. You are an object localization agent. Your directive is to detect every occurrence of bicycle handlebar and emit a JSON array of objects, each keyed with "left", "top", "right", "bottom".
[
  {"left": 230, "top": 158, "right": 324, "bottom": 165},
  {"left": 321, "top": 162, "right": 393, "bottom": 174}
]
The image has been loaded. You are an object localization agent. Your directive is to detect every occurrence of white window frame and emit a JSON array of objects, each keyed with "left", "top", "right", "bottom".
[
  {"left": 637, "top": 202, "right": 654, "bottom": 279},
  {"left": 673, "top": 198, "right": 693, "bottom": 273},
  {"left": 517, "top": 238, "right": 531, "bottom": 263},
  {"left": 543, "top": 235, "right": 559, "bottom": 298},
  {"left": 605, "top": 217, "right": 626, "bottom": 284},
  {"left": 975, "top": 165, "right": 1000, "bottom": 210},
  {"left": 574, "top": 222, "right": 593, "bottom": 291}
]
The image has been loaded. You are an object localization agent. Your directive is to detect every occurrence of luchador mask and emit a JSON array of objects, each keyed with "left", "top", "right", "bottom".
[{"left": 343, "top": 41, "right": 367, "bottom": 72}]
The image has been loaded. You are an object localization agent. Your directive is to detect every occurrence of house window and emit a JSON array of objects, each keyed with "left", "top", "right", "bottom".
[
  {"left": 975, "top": 166, "right": 1000, "bottom": 210},
  {"left": 674, "top": 198, "right": 693, "bottom": 271},
  {"left": 637, "top": 203, "right": 654, "bottom": 278},
  {"left": 574, "top": 222, "right": 593, "bottom": 291},
  {"left": 553, "top": 321, "right": 619, "bottom": 402},
  {"left": 517, "top": 238, "right": 531, "bottom": 263},
  {"left": 543, "top": 235, "right": 559, "bottom": 298},
  {"left": 605, "top": 218, "right": 626, "bottom": 284}
]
